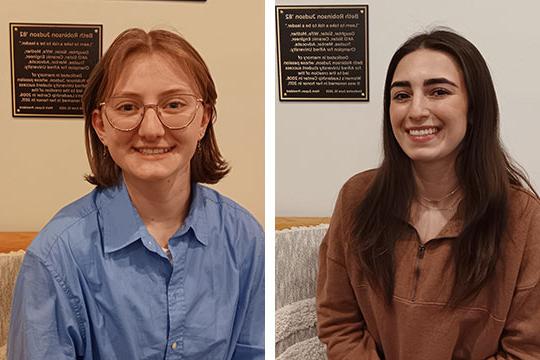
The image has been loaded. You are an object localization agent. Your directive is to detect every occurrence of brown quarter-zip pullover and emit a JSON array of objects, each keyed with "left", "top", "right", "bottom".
[{"left": 317, "top": 170, "right": 540, "bottom": 360}]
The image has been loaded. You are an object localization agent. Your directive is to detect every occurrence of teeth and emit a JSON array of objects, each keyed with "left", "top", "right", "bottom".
[
  {"left": 409, "top": 128, "right": 438, "bottom": 136},
  {"left": 137, "top": 148, "right": 171, "bottom": 155}
]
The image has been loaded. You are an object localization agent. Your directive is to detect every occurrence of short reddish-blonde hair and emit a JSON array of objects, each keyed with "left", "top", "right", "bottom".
[{"left": 82, "top": 28, "right": 229, "bottom": 187}]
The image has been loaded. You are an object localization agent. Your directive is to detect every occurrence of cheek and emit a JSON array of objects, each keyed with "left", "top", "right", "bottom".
[
  {"left": 107, "top": 133, "right": 134, "bottom": 148},
  {"left": 389, "top": 106, "right": 402, "bottom": 133},
  {"left": 455, "top": 119, "right": 468, "bottom": 143},
  {"left": 458, "top": 106, "right": 468, "bottom": 138},
  {"left": 443, "top": 104, "right": 468, "bottom": 139},
  {"left": 172, "top": 129, "right": 200, "bottom": 150}
]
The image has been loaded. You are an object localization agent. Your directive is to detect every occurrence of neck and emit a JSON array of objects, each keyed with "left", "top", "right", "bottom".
[
  {"left": 412, "top": 160, "right": 459, "bottom": 202},
  {"left": 123, "top": 173, "right": 191, "bottom": 232}
]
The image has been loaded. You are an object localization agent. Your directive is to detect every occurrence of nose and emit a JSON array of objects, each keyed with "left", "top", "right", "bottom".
[
  {"left": 408, "top": 94, "right": 430, "bottom": 122},
  {"left": 138, "top": 105, "right": 165, "bottom": 140}
]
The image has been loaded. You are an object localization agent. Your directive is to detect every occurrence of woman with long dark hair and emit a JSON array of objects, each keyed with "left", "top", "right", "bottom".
[{"left": 317, "top": 29, "right": 540, "bottom": 359}]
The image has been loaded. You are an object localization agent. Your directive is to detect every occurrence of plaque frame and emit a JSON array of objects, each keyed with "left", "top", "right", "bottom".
[
  {"left": 10, "top": 22, "right": 103, "bottom": 118},
  {"left": 276, "top": 5, "right": 369, "bottom": 101}
]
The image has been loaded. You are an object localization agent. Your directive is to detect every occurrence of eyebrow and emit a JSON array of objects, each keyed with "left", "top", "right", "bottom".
[
  {"left": 390, "top": 77, "right": 459, "bottom": 89},
  {"left": 111, "top": 88, "right": 194, "bottom": 98}
]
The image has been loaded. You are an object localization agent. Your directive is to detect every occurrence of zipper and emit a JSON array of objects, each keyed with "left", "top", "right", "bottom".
[{"left": 411, "top": 243, "right": 426, "bottom": 302}]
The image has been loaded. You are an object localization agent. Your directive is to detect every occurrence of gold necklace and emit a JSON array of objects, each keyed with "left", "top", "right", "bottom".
[
  {"left": 416, "top": 197, "right": 461, "bottom": 211},
  {"left": 419, "top": 186, "right": 459, "bottom": 204}
]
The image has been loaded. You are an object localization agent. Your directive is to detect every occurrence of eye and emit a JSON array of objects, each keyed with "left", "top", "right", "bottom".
[
  {"left": 392, "top": 92, "right": 410, "bottom": 102},
  {"left": 431, "top": 88, "right": 451, "bottom": 97},
  {"left": 165, "top": 100, "right": 184, "bottom": 110},
  {"left": 119, "top": 103, "right": 135, "bottom": 112},
  {"left": 113, "top": 101, "right": 140, "bottom": 113},
  {"left": 161, "top": 96, "right": 190, "bottom": 113}
]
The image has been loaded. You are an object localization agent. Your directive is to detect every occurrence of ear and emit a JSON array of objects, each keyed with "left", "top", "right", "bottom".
[
  {"left": 198, "top": 105, "right": 211, "bottom": 140},
  {"left": 92, "top": 109, "right": 108, "bottom": 146}
]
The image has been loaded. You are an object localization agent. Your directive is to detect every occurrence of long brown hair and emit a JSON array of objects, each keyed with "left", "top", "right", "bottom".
[
  {"left": 353, "top": 29, "right": 537, "bottom": 306},
  {"left": 82, "top": 28, "right": 229, "bottom": 187}
]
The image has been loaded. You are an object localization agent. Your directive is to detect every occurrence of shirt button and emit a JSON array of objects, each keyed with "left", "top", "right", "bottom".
[{"left": 171, "top": 342, "right": 177, "bottom": 350}]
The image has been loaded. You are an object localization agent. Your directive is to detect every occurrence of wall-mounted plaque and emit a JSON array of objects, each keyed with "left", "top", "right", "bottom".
[
  {"left": 10, "top": 23, "right": 102, "bottom": 117},
  {"left": 276, "top": 5, "right": 368, "bottom": 101}
]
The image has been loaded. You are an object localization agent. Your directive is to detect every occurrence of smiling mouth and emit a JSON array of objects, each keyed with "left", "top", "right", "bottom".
[
  {"left": 407, "top": 127, "right": 439, "bottom": 136},
  {"left": 134, "top": 146, "right": 175, "bottom": 155}
]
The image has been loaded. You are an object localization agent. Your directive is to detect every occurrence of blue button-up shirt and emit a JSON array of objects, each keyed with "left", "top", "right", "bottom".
[{"left": 8, "top": 182, "right": 264, "bottom": 360}]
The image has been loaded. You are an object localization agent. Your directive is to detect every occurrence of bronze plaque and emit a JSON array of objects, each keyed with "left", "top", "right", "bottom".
[
  {"left": 10, "top": 23, "right": 102, "bottom": 117},
  {"left": 276, "top": 5, "right": 369, "bottom": 101}
]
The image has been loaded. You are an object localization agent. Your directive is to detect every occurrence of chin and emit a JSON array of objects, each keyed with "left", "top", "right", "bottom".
[
  {"left": 120, "top": 158, "right": 191, "bottom": 184},
  {"left": 124, "top": 168, "right": 182, "bottom": 184},
  {"left": 406, "top": 149, "right": 457, "bottom": 166},
  {"left": 136, "top": 174, "right": 172, "bottom": 182}
]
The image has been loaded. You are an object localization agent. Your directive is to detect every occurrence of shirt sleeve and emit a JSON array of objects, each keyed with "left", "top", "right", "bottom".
[
  {"left": 316, "top": 188, "right": 381, "bottom": 360},
  {"left": 485, "top": 202, "right": 540, "bottom": 360},
  {"left": 8, "top": 251, "right": 84, "bottom": 360},
  {"left": 231, "top": 229, "right": 265, "bottom": 360}
]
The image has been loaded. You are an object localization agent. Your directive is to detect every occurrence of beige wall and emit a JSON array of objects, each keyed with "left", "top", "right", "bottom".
[{"left": 2, "top": 0, "right": 264, "bottom": 231}]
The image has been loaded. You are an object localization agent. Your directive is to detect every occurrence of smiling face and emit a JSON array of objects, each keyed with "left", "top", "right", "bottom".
[
  {"left": 389, "top": 48, "right": 469, "bottom": 168},
  {"left": 92, "top": 53, "right": 209, "bottom": 187}
]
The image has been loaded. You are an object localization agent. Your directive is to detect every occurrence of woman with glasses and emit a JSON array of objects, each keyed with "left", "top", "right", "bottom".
[
  {"left": 8, "top": 28, "right": 264, "bottom": 360},
  {"left": 317, "top": 29, "right": 540, "bottom": 359}
]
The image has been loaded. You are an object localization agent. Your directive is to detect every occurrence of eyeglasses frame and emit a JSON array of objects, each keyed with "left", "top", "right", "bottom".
[{"left": 98, "top": 94, "right": 204, "bottom": 132}]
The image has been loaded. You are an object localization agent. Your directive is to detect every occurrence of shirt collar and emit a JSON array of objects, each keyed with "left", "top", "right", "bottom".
[
  {"left": 405, "top": 205, "right": 465, "bottom": 240},
  {"left": 99, "top": 181, "right": 210, "bottom": 254},
  {"left": 436, "top": 206, "right": 464, "bottom": 239},
  {"left": 174, "top": 183, "right": 210, "bottom": 246}
]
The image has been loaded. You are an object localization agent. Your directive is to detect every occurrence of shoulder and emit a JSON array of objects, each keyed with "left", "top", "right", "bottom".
[
  {"left": 506, "top": 186, "right": 540, "bottom": 288},
  {"left": 195, "top": 184, "right": 264, "bottom": 257},
  {"left": 323, "top": 169, "right": 377, "bottom": 261},
  {"left": 27, "top": 188, "right": 101, "bottom": 265},
  {"left": 507, "top": 185, "right": 540, "bottom": 231},
  {"left": 508, "top": 185, "right": 540, "bottom": 211},
  {"left": 196, "top": 184, "right": 263, "bottom": 233},
  {"left": 343, "top": 168, "right": 378, "bottom": 189},
  {"left": 336, "top": 168, "right": 378, "bottom": 213}
]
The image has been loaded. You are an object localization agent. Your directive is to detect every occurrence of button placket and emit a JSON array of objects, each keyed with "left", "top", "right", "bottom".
[{"left": 165, "top": 239, "right": 188, "bottom": 358}]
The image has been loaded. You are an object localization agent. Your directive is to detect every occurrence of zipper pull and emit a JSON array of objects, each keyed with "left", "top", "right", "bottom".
[{"left": 418, "top": 244, "right": 426, "bottom": 259}]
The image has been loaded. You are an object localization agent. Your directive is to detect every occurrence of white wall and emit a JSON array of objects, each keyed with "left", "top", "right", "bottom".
[
  {"left": 2, "top": 0, "right": 264, "bottom": 230},
  {"left": 276, "top": 0, "right": 540, "bottom": 216}
]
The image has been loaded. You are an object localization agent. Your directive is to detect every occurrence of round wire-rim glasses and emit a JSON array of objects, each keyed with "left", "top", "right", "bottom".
[{"left": 99, "top": 93, "right": 204, "bottom": 132}]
